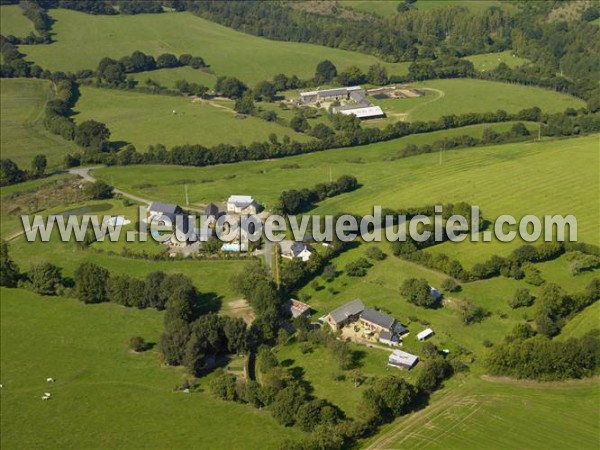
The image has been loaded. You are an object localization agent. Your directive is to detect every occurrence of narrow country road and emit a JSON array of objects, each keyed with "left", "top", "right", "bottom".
[{"left": 68, "top": 167, "right": 153, "bottom": 205}]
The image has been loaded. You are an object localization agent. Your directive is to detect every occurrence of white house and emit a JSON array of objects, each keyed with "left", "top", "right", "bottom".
[
  {"left": 417, "top": 328, "right": 434, "bottom": 341},
  {"left": 227, "top": 195, "right": 260, "bottom": 215},
  {"left": 280, "top": 241, "right": 314, "bottom": 262}
]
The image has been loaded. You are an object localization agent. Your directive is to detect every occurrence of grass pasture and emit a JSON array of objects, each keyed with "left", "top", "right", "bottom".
[
  {"left": 20, "top": 9, "right": 409, "bottom": 84},
  {"left": 558, "top": 302, "right": 600, "bottom": 340},
  {"left": 369, "top": 79, "right": 585, "bottom": 123},
  {"left": 74, "top": 86, "right": 310, "bottom": 150},
  {"left": 0, "top": 5, "right": 35, "bottom": 37},
  {"left": 94, "top": 133, "right": 599, "bottom": 262},
  {"left": 367, "top": 376, "right": 600, "bottom": 449},
  {"left": 0, "top": 78, "right": 81, "bottom": 168},
  {"left": 0, "top": 288, "right": 299, "bottom": 449},
  {"left": 465, "top": 50, "right": 530, "bottom": 71},
  {"left": 6, "top": 198, "right": 249, "bottom": 302},
  {"left": 91, "top": 122, "right": 536, "bottom": 208}
]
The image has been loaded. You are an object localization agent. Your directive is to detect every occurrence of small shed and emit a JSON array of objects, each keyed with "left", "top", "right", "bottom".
[{"left": 417, "top": 328, "right": 434, "bottom": 341}]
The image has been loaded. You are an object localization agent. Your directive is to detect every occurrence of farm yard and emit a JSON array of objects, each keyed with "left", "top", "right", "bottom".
[{"left": 1, "top": 2, "right": 599, "bottom": 450}]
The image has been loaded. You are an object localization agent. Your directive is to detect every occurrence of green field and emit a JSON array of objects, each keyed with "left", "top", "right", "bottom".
[
  {"left": 20, "top": 9, "right": 408, "bottom": 84},
  {"left": 4, "top": 197, "right": 248, "bottom": 302},
  {"left": 558, "top": 302, "right": 600, "bottom": 340},
  {"left": 465, "top": 50, "right": 530, "bottom": 71},
  {"left": 74, "top": 86, "right": 310, "bottom": 150},
  {"left": 0, "top": 78, "right": 81, "bottom": 168},
  {"left": 94, "top": 132, "right": 599, "bottom": 259},
  {"left": 369, "top": 79, "right": 584, "bottom": 123},
  {"left": 366, "top": 376, "right": 600, "bottom": 449},
  {"left": 0, "top": 288, "right": 299, "bottom": 449},
  {"left": 0, "top": 5, "right": 35, "bottom": 37},
  {"left": 91, "top": 123, "right": 534, "bottom": 207}
]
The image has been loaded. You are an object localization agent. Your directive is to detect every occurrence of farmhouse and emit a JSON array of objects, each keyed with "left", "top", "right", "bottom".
[
  {"left": 388, "top": 350, "right": 419, "bottom": 370},
  {"left": 170, "top": 215, "right": 199, "bottom": 247},
  {"left": 226, "top": 195, "right": 260, "bottom": 215},
  {"left": 147, "top": 202, "right": 180, "bottom": 221},
  {"left": 359, "top": 308, "right": 397, "bottom": 333},
  {"left": 291, "top": 242, "right": 314, "bottom": 261},
  {"left": 379, "top": 330, "right": 399, "bottom": 347},
  {"left": 417, "top": 328, "right": 434, "bottom": 341},
  {"left": 326, "top": 298, "right": 365, "bottom": 330},
  {"left": 204, "top": 202, "right": 223, "bottom": 220},
  {"left": 280, "top": 241, "right": 314, "bottom": 262},
  {"left": 299, "top": 86, "right": 363, "bottom": 104},
  {"left": 283, "top": 299, "right": 312, "bottom": 319}
]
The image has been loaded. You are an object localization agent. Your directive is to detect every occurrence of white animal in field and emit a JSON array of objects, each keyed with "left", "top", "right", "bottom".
[
  {"left": 44, "top": 392, "right": 52, "bottom": 397},
  {"left": 42, "top": 396, "right": 50, "bottom": 400},
  {"left": 46, "top": 378, "right": 55, "bottom": 383},
  {"left": 172, "top": 110, "right": 176, "bottom": 115}
]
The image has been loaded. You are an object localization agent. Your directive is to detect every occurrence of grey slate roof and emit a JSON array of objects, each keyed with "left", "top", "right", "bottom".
[
  {"left": 291, "top": 242, "right": 313, "bottom": 257},
  {"left": 204, "top": 202, "right": 220, "bottom": 217},
  {"left": 149, "top": 202, "right": 179, "bottom": 215},
  {"left": 328, "top": 299, "right": 365, "bottom": 324},
  {"left": 360, "top": 307, "right": 396, "bottom": 330},
  {"left": 379, "top": 330, "right": 393, "bottom": 341}
]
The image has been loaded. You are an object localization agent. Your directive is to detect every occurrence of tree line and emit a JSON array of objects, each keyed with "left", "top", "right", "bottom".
[
  {"left": 210, "top": 321, "right": 456, "bottom": 450},
  {"left": 277, "top": 175, "right": 359, "bottom": 215},
  {"left": 66, "top": 106, "right": 598, "bottom": 171}
]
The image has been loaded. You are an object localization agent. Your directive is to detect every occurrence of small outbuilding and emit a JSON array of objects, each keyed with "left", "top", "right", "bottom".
[
  {"left": 388, "top": 350, "right": 419, "bottom": 370},
  {"left": 417, "top": 328, "right": 434, "bottom": 341}
]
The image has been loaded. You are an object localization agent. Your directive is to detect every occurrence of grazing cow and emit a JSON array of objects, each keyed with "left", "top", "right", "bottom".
[
  {"left": 46, "top": 378, "right": 55, "bottom": 383},
  {"left": 44, "top": 392, "right": 52, "bottom": 397},
  {"left": 42, "top": 396, "right": 49, "bottom": 400}
]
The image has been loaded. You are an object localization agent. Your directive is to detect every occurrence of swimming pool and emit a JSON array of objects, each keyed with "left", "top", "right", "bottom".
[
  {"left": 221, "top": 243, "right": 241, "bottom": 252},
  {"left": 108, "top": 216, "right": 130, "bottom": 226}
]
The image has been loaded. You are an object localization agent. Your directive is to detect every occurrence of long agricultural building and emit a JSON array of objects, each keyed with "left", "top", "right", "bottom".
[{"left": 299, "top": 85, "right": 386, "bottom": 120}]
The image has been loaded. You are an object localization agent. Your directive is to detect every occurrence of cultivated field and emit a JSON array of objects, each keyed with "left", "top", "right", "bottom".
[
  {"left": 0, "top": 78, "right": 81, "bottom": 168},
  {"left": 0, "top": 288, "right": 299, "bottom": 449},
  {"left": 74, "top": 86, "right": 311, "bottom": 150},
  {"left": 19, "top": 9, "right": 409, "bottom": 84},
  {"left": 0, "top": 5, "right": 35, "bottom": 37}
]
